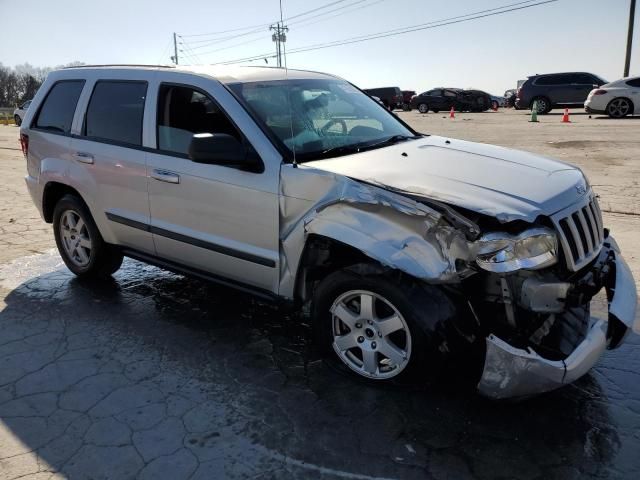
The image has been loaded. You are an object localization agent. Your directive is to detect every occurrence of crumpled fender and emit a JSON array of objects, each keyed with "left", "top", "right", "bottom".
[{"left": 277, "top": 164, "right": 475, "bottom": 298}]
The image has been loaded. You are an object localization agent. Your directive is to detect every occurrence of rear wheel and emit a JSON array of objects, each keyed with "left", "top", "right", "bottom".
[
  {"left": 14, "top": 115, "right": 21, "bottom": 126},
  {"left": 53, "top": 194, "right": 123, "bottom": 278},
  {"left": 491, "top": 100, "right": 499, "bottom": 110},
  {"left": 531, "top": 97, "right": 551, "bottom": 114},
  {"left": 312, "top": 264, "right": 458, "bottom": 384},
  {"left": 606, "top": 98, "right": 632, "bottom": 118},
  {"left": 417, "top": 103, "right": 429, "bottom": 113}
]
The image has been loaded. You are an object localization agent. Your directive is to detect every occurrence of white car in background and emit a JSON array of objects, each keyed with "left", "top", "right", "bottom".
[
  {"left": 585, "top": 76, "right": 640, "bottom": 118},
  {"left": 13, "top": 100, "right": 32, "bottom": 126}
]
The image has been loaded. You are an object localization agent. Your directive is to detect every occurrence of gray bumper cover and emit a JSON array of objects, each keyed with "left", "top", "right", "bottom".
[{"left": 478, "top": 236, "right": 638, "bottom": 400}]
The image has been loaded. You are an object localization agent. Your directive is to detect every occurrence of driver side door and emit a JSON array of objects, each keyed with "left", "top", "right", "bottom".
[{"left": 145, "top": 75, "right": 281, "bottom": 294}]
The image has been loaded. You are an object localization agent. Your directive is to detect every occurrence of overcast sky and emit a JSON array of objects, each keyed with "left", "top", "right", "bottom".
[{"left": 1, "top": 0, "right": 638, "bottom": 94}]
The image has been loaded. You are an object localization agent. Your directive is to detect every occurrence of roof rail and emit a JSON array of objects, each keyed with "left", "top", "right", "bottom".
[{"left": 62, "top": 64, "right": 176, "bottom": 69}]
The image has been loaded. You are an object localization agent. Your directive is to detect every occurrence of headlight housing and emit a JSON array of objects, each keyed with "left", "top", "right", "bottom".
[{"left": 475, "top": 228, "right": 558, "bottom": 273}]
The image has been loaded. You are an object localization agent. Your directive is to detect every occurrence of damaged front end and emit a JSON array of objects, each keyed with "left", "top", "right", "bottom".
[
  {"left": 279, "top": 164, "right": 637, "bottom": 399},
  {"left": 471, "top": 231, "right": 638, "bottom": 399}
]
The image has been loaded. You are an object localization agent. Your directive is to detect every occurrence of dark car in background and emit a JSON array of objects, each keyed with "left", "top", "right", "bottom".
[
  {"left": 462, "top": 90, "right": 492, "bottom": 112},
  {"left": 410, "top": 88, "right": 460, "bottom": 113},
  {"left": 363, "top": 87, "right": 403, "bottom": 110},
  {"left": 504, "top": 89, "right": 517, "bottom": 108},
  {"left": 410, "top": 88, "right": 492, "bottom": 113},
  {"left": 515, "top": 72, "right": 607, "bottom": 114},
  {"left": 401, "top": 90, "right": 416, "bottom": 110}
]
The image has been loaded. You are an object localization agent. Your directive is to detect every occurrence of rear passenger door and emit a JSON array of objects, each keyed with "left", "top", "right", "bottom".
[
  {"left": 145, "top": 75, "right": 281, "bottom": 294},
  {"left": 70, "top": 75, "right": 155, "bottom": 254}
]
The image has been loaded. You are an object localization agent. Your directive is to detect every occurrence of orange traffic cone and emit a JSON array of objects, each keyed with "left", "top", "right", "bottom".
[
  {"left": 449, "top": 106, "right": 455, "bottom": 119},
  {"left": 562, "top": 108, "right": 570, "bottom": 123}
]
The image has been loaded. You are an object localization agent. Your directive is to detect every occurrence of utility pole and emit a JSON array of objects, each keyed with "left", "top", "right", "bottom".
[
  {"left": 172, "top": 32, "right": 179, "bottom": 65},
  {"left": 624, "top": 0, "right": 636, "bottom": 76},
  {"left": 270, "top": 22, "right": 288, "bottom": 67}
]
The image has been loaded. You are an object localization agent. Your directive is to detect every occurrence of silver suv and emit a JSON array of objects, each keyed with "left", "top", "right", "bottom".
[{"left": 20, "top": 65, "right": 637, "bottom": 399}]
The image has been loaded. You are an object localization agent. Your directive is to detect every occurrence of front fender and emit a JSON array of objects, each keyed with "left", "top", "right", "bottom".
[{"left": 277, "top": 165, "right": 474, "bottom": 298}]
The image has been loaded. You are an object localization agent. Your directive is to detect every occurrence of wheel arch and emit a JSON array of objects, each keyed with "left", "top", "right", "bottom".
[
  {"left": 293, "top": 234, "right": 376, "bottom": 304},
  {"left": 42, "top": 182, "right": 87, "bottom": 223}
]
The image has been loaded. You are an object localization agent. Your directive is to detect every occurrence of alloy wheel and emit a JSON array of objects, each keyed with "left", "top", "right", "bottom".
[
  {"left": 330, "top": 290, "right": 411, "bottom": 380},
  {"left": 59, "top": 209, "right": 92, "bottom": 267},
  {"left": 418, "top": 104, "right": 428, "bottom": 114},
  {"left": 608, "top": 99, "right": 630, "bottom": 118}
]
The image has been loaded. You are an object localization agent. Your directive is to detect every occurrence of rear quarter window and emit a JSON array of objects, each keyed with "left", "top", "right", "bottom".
[
  {"left": 33, "top": 80, "right": 85, "bottom": 134},
  {"left": 533, "top": 75, "right": 564, "bottom": 86},
  {"left": 84, "top": 81, "right": 148, "bottom": 146}
]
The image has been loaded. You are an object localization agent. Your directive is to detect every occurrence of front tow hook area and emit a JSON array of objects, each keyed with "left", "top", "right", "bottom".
[{"left": 477, "top": 320, "right": 608, "bottom": 400}]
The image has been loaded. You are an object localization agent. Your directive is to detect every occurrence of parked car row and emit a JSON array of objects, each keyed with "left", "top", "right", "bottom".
[
  {"left": 367, "top": 71, "right": 639, "bottom": 119},
  {"left": 513, "top": 71, "right": 640, "bottom": 118}
]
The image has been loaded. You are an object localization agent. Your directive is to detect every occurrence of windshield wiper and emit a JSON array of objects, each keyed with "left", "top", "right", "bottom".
[
  {"left": 359, "top": 134, "right": 418, "bottom": 150},
  {"left": 318, "top": 134, "right": 418, "bottom": 157}
]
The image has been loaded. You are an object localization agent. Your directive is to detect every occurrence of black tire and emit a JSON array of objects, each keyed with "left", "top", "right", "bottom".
[
  {"left": 417, "top": 103, "right": 429, "bottom": 114},
  {"left": 312, "top": 263, "right": 462, "bottom": 385},
  {"left": 531, "top": 97, "right": 552, "bottom": 114},
  {"left": 606, "top": 98, "right": 633, "bottom": 118},
  {"left": 53, "top": 194, "right": 123, "bottom": 278},
  {"left": 14, "top": 115, "right": 21, "bottom": 126}
]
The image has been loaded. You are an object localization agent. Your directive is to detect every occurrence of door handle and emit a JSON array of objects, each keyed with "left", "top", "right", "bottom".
[
  {"left": 151, "top": 169, "right": 180, "bottom": 184},
  {"left": 73, "top": 152, "right": 94, "bottom": 164}
]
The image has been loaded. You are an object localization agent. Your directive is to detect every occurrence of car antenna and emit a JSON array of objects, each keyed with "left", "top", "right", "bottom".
[{"left": 279, "top": 0, "right": 297, "bottom": 168}]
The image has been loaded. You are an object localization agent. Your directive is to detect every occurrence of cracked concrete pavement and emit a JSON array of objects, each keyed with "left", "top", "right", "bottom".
[{"left": 1, "top": 109, "right": 639, "bottom": 479}]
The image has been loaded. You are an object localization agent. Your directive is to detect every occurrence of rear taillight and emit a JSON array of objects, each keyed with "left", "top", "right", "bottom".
[
  {"left": 593, "top": 89, "right": 608, "bottom": 95},
  {"left": 19, "top": 134, "right": 28, "bottom": 159}
]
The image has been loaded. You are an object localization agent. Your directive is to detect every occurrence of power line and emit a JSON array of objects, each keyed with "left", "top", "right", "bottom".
[
  {"left": 178, "top": 0, "right": 351, "bottom": 39},
  {"left": 184, "top": 0, "right": 388, "bottom": 59},
  {"left": 216, "top": 0, "right": 557, "bottom": 65},
  {"left": 181, "top": 0, "right": 370, "bottom": 51},
  {"left": 288, "top": 0, "right": 387, "bottom": 30}
]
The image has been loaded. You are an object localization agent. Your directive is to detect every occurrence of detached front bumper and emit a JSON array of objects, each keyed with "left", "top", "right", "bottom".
[{"left": 478, "top": 234, "right": 638, "bottom": 399}]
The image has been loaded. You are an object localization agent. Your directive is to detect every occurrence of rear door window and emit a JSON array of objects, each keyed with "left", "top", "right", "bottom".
[
  {"left": 33, "top": 80, "right": 85, "bottom": 134},
  {"left": 573, "top": 73, "right": 597, "bottom": 85},
  {"left": 84, "top": 81, "right": 147, "bottom": 146}
]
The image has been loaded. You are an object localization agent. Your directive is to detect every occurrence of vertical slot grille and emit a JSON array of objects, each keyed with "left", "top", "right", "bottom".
[{"left": 553, "top": 196, "right": 604, "bottom": 271}]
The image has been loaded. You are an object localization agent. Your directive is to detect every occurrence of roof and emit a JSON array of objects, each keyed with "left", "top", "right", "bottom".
[{"left": 62, "top": 64, "right": 338, "bottom": 84}]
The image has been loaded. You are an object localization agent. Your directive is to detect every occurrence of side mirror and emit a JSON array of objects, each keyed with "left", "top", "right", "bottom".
[{"left": 188, "top": 133, "right": 262, "bottom": 172}]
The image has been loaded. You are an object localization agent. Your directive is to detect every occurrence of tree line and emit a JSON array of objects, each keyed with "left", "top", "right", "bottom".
[{"left": 0, "top": 62, "right": 84, "bottom": 108}]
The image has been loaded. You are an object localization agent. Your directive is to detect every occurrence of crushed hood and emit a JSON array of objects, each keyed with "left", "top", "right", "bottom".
[{"left": 305, "top": 136, "right": 588, "bottom": 223}]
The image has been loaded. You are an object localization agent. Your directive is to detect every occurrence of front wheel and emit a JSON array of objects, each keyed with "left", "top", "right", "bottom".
[
  {"left": 53, "top": 194, "right": 123, "bottom": 278},
  {"left": 312, "top": 264, "right": 458, "bottom": 384},
  {"left": 607, "top": 98, "right": 632, "bottom": 118},
  {"left": 14, "top": 115, "right": 21, "bottom": 126},
  {"left": 417, "top": 103, "right": 429, "bottom": 113}
]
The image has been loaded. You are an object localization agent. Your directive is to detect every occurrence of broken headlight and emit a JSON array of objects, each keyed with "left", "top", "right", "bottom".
[{"left": 475, "top": 228, "right": 558, "bottom": 273}]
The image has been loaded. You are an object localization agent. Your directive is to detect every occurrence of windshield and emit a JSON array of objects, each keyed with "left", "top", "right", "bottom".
[{"left": 228, "top": 78, "right": 418, "bottom": 162}]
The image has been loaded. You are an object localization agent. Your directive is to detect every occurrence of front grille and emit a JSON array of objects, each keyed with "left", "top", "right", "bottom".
[{"left": 551, "top": 195, "right": 604, "bottom": 271}]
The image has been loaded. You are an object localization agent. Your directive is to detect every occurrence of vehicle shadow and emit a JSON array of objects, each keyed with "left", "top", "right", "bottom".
[
  {"left": 0, "top": 256, "right": 636, "bottom": 479},
  {"left": 592, "top": 115, "right": 640, "bottom": 120}
]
